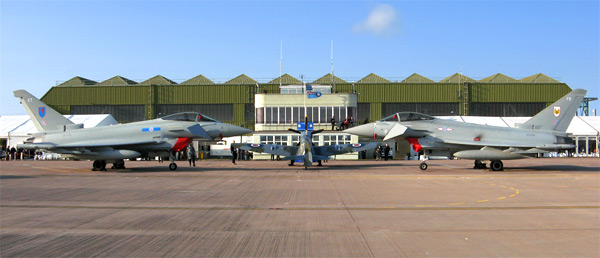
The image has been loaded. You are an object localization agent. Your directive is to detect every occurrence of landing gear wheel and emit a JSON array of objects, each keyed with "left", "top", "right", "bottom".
[
  {"left": 112, "top": 160, "right": 126, "bottom": 169},
  {"left": 317, "top": 160, "right": 322, "bottom": 166},
  {"left": 490, "top": 160, "right": 503, "bottom": 171},
  {"left": 419, "top": 162, "right": 428, "bottom": 170},
  {"left": 289, "top": 161, "right": 295, "bottom": 166},
  {"left": 169, "top": 163, "right": 177, "bottom": 170},
  {"left": 93, "top": 160, "right": 106, "bottom": 171},
  {"left": 474, "top": 160, "right": 487, "bottom": 169}
]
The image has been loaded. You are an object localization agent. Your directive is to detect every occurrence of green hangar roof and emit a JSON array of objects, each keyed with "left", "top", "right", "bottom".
[
  {"left": 54, "top": 73, "right": 562, "bottom": 86},
  {"left": 58, "top": 76, "right": 97, "bottom": 86},
  {"left": 140, "top": 75, "right": 178, "bottom": 85},
  {"left": 401, "top": 73, "right": 435, "bottom": 83},
  {"left": 98, "top": 76, "right": 138, "bottom": 86},
  {"left": 439, "top": 73, "right": 476, "bottom": 83},
  {"left": 268, "top": 74, "right": 302, "bottom": 85},
  {"left": 312, "top": 73, "right": 346, "bottom": 84},
  {"left": 479, "top": 73, "right": 518, "bottom": 83},
  {"left": 181, "top": 74, "right": 214, "bottom": 85},
  {"left": 520, "top": 73, "right": 560, "bottom": 83},
  {"left": 225, "top": 74, "right": 257, "bottom": 84},
  {"left": 357, "top": 73, "right": 391, "bottom": 83}
]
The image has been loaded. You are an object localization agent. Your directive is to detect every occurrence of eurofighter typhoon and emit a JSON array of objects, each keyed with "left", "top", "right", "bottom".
[
  {"left": 14, "top": 90, "right": 252, "bottom": 171},
  {"left": 344, "top": 89, "right": 586, "bottom": 171}
]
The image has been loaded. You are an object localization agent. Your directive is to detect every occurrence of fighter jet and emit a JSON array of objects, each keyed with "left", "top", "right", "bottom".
[
  {"left": 233, "top": 118, "right": 378, "bottom": 169},
  {"left": 14, "top": 89, "right": 252, "bottom": 171},
  {"left": 344, "top": 89, "right": 587, "bottom": 171}
]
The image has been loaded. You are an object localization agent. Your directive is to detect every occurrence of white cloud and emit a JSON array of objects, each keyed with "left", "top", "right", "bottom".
[{"left": 354, "top": 4, "right": 399, "bottom": 37}]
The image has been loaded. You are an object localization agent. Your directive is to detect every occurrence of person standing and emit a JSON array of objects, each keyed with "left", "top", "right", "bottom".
[
  {"left": 187, "top": 144, "right": 196, "bottom": 167},
  {"left": 375, "top": 145, "right": 381, "bottom": 161},
  {"left": 384, "top": 144, "right": 390, "bottom": 161},
  {"left": 330, "top": 115, "right": 335, "bottom": 131},
  {"left": 349, "top": 116, "right": 354, "bottom": 128},
  {"left": 231, "top": 141, "right": 237, "bottom": 165}
]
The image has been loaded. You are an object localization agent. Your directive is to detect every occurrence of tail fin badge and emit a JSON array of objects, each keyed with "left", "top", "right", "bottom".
[
  {"left": 553, "top": 106, "right": 560, "bottom": 117},
  {"left": 39, "top": 107, "right": 46, "bottom": 118}
]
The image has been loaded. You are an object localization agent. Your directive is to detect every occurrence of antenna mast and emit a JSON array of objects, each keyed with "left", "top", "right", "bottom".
[
  {"left": 279, "top": 40, "right": 283, "bottom": 87},
  {"left": 330, "top": 40, "right": 335, "bottom": 90}
]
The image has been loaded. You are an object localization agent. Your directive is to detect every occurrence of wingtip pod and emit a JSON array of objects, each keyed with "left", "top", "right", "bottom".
[
  {"left": 519, "top": 88, "right": 587, "bottom": 132},
  {"left": 13, "top": 89, "right": 74, "bottom": 131}
]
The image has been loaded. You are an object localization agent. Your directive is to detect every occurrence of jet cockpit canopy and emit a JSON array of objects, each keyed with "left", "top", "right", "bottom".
[
  {"left": 381, "top": 112, "right": 435, "bottom": 122},
  {"left": 160, "top": 112, "right": 219, "bottom": 122}
]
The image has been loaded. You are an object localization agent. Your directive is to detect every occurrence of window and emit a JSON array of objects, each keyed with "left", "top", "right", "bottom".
[
  {"left": 319, "top": 107, "right": 327, "bottom": 124},
  {"left": 257, "top": 106, "right": 357, "bottom": 125},
  {"left": 291, "top": 135, "right": 300, "bottom": 145},
  {"left": 334, "top": 107, "right": 342, "bottom": 121},
  {"left": 312, "top": 135, "right": 319, "bottom": 146},
  {"left": 278, "top": 107, "right": 285, "bottom": 124},
  {"left": 256, "top": 107, "right": 264, "bottom": 124},
  {"left": 260, "top": 135, "right": 288, "bottom": 145},
  {"left": 265, "top": 107, "right": 273, "bottom": 124},
  {"left": 285, "top": 107, "right": 292, "bottom": 124}
]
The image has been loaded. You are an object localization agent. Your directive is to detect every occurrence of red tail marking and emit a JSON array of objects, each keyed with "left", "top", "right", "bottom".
[
  {"left": 406, "top": 138, "right": 423, "bottom": 152},
  {"left": 173, "top": 138, "right": 192, "bottom": 152}
]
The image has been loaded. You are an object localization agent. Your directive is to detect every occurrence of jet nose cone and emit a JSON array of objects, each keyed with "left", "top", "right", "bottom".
[
  {"left": 343, "top": 123, "right": 374, "bottom": 137},
  {"left": 222, "top": 124, "right": 253, "bottom": 137}
]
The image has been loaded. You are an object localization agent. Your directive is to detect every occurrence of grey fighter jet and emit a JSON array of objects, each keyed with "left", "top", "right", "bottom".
[
  {"left": 14, "top": 90, "right": 252, "bottom": 171},
  {"left": 233, "top": 118, "right": 378, "bottom": 169},
  {"left": 344, "top": 89, "right": 587, "bottom": 171}
]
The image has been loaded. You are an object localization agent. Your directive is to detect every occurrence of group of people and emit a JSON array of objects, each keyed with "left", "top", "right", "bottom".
[
  {"left": 375, "top": 144, "right": 392, "bottom": 161},
  {"left": 330, "top": 116, "right": 355, "bottom": 131},
  {"left": 1, "top": 145, "right": 25, "bottom": 160}
]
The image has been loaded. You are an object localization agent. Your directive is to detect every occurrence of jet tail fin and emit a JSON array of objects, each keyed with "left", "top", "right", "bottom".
[
  {"left": 13, "top": 89, "right": 74, "bottom": 131},
  {"left": 518, "top": 89, "right": 586, "bottom": 132}
]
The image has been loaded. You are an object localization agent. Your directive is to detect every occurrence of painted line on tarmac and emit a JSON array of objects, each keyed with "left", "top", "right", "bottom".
[{"left": 2, "top": 204, "right": 598, "bottom": 211}]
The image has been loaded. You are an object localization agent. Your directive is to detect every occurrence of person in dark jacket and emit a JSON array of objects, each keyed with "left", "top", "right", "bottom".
[
  {"left": 187, "top": 144, "right": 196, "bottom": 167},
  {"left": 384, "top": 144, "right": 391, "bottom": 161},
  {"left": 231, "top": 141, "right": 237, "bottom": 165},
  {"left": 330, "top": 116, "right": 336, "bottom": 131}
]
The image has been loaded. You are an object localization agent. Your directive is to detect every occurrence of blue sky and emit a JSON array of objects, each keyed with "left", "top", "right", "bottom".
[{"left": 1, "top": 0, "right": 598, "bottom": 115}]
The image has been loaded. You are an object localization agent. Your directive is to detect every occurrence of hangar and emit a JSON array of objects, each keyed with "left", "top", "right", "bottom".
[{"left": 22, "top": 73, "right": 599, "bottom": 158}]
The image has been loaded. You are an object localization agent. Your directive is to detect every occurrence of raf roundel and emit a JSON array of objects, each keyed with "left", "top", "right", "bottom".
[
  {"left": 250, "top": 143, "right": 261, "bottom": 148},
  {"left": 351, "top": 143, "right": 362, "bottom": 148}
]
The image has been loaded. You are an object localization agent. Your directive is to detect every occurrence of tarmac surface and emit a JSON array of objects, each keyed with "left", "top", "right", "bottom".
[{"left": 1, "top": 157, "right": 599, "bottom": 257}]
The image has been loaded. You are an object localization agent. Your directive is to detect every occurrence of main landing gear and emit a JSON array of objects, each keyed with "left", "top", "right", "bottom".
[
  {"left": 112, "top": 159, "right": 126, "bottom": 169},
  {"left": 93, "top": 160, "right": 127, "bottom": 171},
  {"left": 489, "top": 160, "right": 503, "bottom": 171},
  {"left": 474, "top": 160, "right": 487, "bottom": 169},
  {"left": 92, "top": 160, "right": 106, "bottom": 171},
  {"left": 474, "top": 160, "right": 503, "bottom": 171}
]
